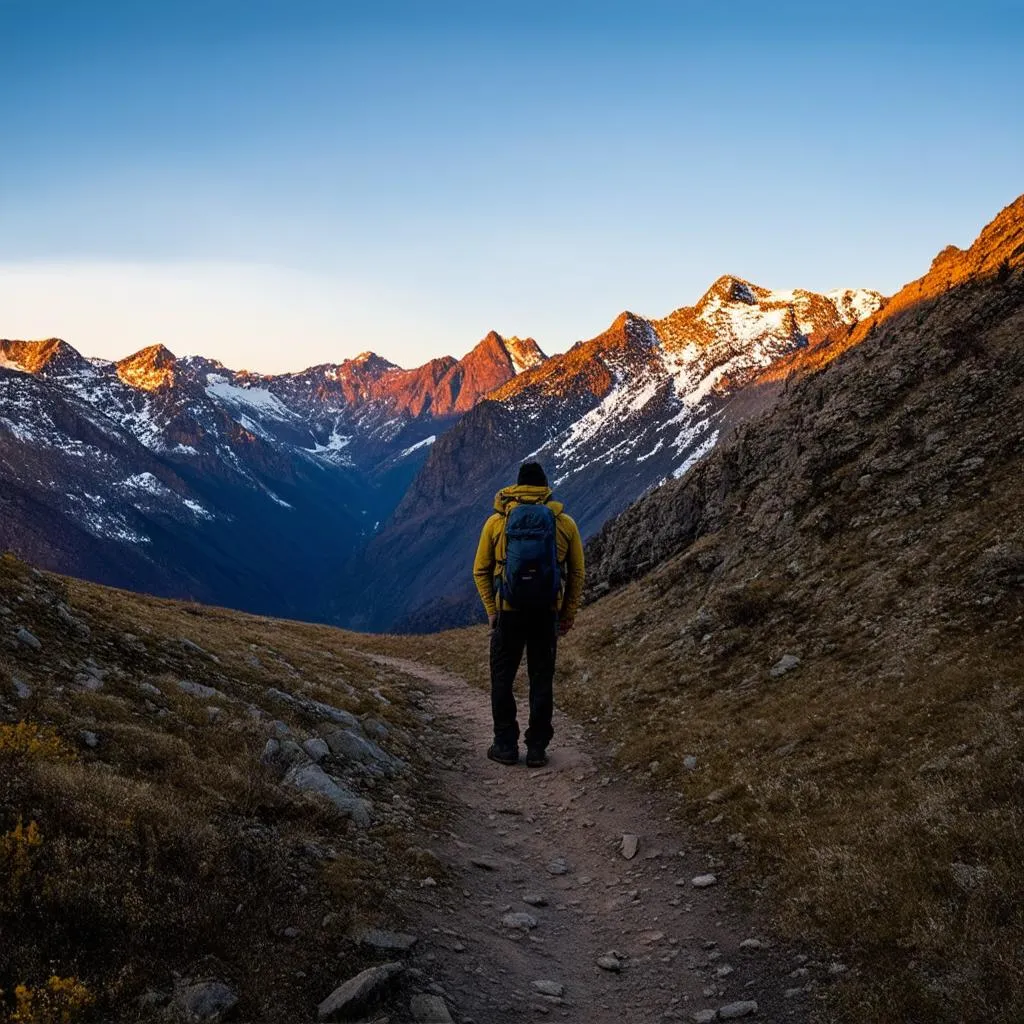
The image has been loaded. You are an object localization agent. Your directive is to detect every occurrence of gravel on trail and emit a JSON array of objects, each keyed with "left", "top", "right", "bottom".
[{"left": 357, "top": 654, "right": 827, "bottom": 1024}]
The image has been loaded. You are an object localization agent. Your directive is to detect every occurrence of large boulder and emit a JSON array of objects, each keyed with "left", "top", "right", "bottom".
[
  {"left": 172, "top": 980, "right": 238, "bottom": 1022},
  {"left": 265, "top": 688, "right": 361, "bottom": 728},
  {"left": 321, "top": 726, "right": 405, "bottom": 775},
  {"left": 283, "top": 762, "right": 372, "bottom": 827},
  {"left": 317, "top": 962, "right": 404, "bottom": 1021}
]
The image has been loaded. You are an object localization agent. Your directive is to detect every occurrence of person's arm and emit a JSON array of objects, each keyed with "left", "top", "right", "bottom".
[
  {"left": 559, "top": 518, "right": 586, "bottom": 629},
  {"left": 473, "top": 517, "right": 499, "bottom": 622}
]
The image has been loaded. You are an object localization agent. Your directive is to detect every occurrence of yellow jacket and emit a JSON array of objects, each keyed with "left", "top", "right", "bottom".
[{"left": 473, "top": 484, "right": 585, "bottom": 620}]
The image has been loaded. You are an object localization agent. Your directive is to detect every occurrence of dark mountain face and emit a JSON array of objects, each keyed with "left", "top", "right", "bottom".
[
  {"left": 0, "top": 331, "right": 542, "bottom": 619},
  {"left": 345, "top": 285, "right": 884, "bottom": 630}
]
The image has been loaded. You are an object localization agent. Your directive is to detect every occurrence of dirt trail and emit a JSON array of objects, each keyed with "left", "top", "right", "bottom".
[{"left": 367, "top": 654, "right": 821, "bottom": 1024}]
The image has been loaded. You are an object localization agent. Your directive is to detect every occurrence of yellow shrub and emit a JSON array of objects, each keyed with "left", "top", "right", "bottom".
[
  {"left": 6, "top": 976, "right": 93, "bottom": 1024},
  {"left": 0, "top": 723, "right": 71, "bottom": 761},
  {"left": 0, "top": 818, "right": 43, "bottom": 899}
]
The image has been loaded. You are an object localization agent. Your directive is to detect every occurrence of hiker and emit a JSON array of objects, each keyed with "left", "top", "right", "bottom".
[{"left": 472, "top": 461, "right": 585, "bottom": 768}]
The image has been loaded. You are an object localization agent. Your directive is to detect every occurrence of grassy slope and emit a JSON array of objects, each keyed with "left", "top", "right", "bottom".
[
  {"left": 351, "top": 217, "right": 1024, "bottom": 1021},
  {"left": 0, "top": 556, "right": 448, "bottom": 1023}
]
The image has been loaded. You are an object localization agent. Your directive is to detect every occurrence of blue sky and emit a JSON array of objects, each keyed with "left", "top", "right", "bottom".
[{"left": 0, "top": 1, "right": 1021, "bottom": 372}]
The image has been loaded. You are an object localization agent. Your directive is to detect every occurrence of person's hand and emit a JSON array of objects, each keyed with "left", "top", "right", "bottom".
[
  {"left": 558, "top": 617, "right": 574, "bottom": 636},
  {"left": 488, "top": 613, "right": 498, "bottom": 630}
]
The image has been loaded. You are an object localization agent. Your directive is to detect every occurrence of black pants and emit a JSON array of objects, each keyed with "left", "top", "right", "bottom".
[{"left": 490, "top": 609, "right": 558, "bottom": 750}]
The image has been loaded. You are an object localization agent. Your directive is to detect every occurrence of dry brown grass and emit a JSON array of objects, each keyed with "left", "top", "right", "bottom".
[
  {"left": 554, "top": 522, "right": 1024, "bottom": 1019},
  {"left": 0, "top": 555, "right": 448, "bottom": 1022}
]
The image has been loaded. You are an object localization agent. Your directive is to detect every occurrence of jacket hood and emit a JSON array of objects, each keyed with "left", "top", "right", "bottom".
[{"left": 493, "top": 484, "right": 564, "bottom": 516}]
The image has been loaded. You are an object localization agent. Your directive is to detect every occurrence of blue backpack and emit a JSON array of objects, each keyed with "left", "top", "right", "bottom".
[{"left": 498, "top": 501, "right": 561, "bottom": 609}]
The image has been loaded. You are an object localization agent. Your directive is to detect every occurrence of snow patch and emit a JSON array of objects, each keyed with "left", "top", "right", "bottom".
[
  {"left": 0, "top": 417, "right": 38, "bottom": 442},
  {"left": 397, "top": 435, "right": 436, "bottom": 458},
  {"left": 206, "top": 374, "right": 296, "bottom": 421},
  {"left": 121, "top": 472, "right": 166, "bottom": 495},
  {"left": 183, "top": 498, "right": 215, "bottom": 520},
  {"left": 305, "top": 426, "right": 352, "bottom": 453},
  {"left": 264, "top": 489, "right": 292, "bottom": 509},
  {"left": 635, "top": 438, "right": 665, "bottom": 462},
  {"left": 672, "top": 430, "right": 720, "bottom": 478},
  {"left": 505, "top": 337, "right": 546, "bottom": 374},
  {"left": 826, "top": 288, "right": 885, "bottom": 324}
]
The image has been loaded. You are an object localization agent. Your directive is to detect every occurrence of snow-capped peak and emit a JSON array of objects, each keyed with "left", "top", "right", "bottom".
[
  {"left": 825, "top": 288, "right": 886, "bottom": 325},
  {"left": 116, "top": 345, "right": 178, "bottom": 392},
  {"left": 503, "top": 336, "right": 547, "bottom": 374},
  {"left": 695, "top": 275, "right": 760, "bottom": 311}
]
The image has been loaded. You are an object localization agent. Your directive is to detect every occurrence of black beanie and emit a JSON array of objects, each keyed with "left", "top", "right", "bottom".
[{"left": 517, "top": 461, "right": 548, "bottom": 486}]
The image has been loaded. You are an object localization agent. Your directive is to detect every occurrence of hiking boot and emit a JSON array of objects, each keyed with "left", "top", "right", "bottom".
[
  {"left": 526, "top": 746, "right": 548, "bottom": 768},
  {"left": 487, "top": 743, "right": 519, "bottom": 766}
]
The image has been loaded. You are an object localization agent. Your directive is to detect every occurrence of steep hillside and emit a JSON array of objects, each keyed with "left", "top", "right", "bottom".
[
  {"left": 562, "top": 196, "right": 1024, "bottom": 1021},
  {"left": 0, "top": 331, "right": 540, "bottom": 621},
  {"left": 0, "top": 554, "right": 456, "bottom": 1022},
  {"left": 352, "top": 283, "right": 882, "bottom": 631}
]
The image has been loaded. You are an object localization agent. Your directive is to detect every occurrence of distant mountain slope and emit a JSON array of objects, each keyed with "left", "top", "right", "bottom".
[
  {"left": 0, "top": 331, "right": 541, "bottom": 618},
  {"left": 348, "top": 282, "right": 883, "bottom": 630}
]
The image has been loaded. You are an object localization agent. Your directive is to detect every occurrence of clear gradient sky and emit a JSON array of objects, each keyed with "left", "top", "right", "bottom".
[{"left": 1, "top": 0, "right": 1021, "bottom": 372}]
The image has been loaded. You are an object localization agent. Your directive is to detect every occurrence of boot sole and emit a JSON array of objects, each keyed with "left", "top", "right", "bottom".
[{"left": 487, "top": 748, "right": 519, "bottom": 766}]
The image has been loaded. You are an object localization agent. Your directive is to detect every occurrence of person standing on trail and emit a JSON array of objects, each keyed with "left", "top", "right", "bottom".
[{"left": 472, "top": 461, "right": 585, "bottom": 768}]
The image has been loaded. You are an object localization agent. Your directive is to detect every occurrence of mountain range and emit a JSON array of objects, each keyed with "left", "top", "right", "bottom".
[
  {"left": 2, "top": 269, "right": 885, "bottom": 629},
  {"left": 0, "top": 329, "right": 543, "bottom": 620},
  {"left": 350, "top": 281, "right": 883, "bottom": 629}
]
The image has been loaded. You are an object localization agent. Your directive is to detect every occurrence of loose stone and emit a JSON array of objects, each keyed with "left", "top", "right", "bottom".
[
  {"left": 172, "top": 980, "right": 238, "bottom": 1022},
  {"left": 691, "top": 874, "right": 718, "bottom": 888},
  {"left": 532, "top": 980, "right": 565, "bottom": 997},
  {"left": 719, "top": 1000, "right": 758, "bottom": 1019},
  {"left": 501, "top": 911, "right": 538, "bottom": 930},
  {"left": 16, "top": 628, "right": 41, "bottom": 650},
  {"left": 303, "top": 737, "right": 331, "bottom": 762},
  {"left": 769, "top": 654, "right": 801, "bottom": 678},
  {"left": 176, "top": 679, "right": 223, "bottom": 699},
  {"left": 317, "top": 962, "right": 404, "bottom": 1021},
  {"left": 620, "top": 834, "right": 640, "bottom": 859},
  {"left": 356, "top": 928, "right": 418, "bottom": 953},
  {"left": 410, "top": 994, "right": 454, "bottom": 1023}
]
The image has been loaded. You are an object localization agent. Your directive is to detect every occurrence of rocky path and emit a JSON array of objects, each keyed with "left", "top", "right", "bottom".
[{"left": 362, "top": 654, "right": 828, "bottom": 1024}]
